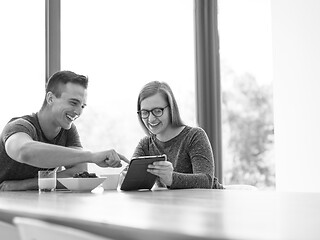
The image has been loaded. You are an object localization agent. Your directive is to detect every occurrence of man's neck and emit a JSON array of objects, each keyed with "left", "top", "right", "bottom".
[{"left": 37, "top": 109, "right": 61, "bottom": 140}]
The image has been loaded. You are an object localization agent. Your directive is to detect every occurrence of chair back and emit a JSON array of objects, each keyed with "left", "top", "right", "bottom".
[
  {"left": 13, "top": 217, "right": 112, "bottom": 240},
  {"left": 0, "top": 220, "right": 20, "bottom": 240}
]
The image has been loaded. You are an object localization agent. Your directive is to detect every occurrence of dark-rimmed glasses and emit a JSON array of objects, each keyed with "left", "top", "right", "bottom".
[{"left": 138, "top": 106, "right": 169, "bottom": 119}]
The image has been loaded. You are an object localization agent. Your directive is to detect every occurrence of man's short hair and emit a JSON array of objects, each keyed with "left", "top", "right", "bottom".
[
  {"left": 41, "top": 70, "right": 88, "bottom": 109},
  {"left": 45, "top": 70, "right": 88, "bottom": 97}
]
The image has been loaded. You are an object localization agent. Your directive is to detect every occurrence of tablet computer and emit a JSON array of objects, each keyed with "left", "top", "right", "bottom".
[{"left": 120, "top": 155, "right": 167, "bottom": 191}]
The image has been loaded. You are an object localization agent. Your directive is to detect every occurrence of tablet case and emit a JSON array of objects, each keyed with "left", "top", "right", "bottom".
[{"left": 120, "top": 155, "right": 166, "bottom": 191}]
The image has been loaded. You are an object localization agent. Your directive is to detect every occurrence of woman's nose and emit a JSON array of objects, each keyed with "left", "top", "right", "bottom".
[{"left": 148, "top": 113, "right": 157, "bottom": 121}]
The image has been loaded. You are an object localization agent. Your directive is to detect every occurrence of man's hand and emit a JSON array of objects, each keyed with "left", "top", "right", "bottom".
[
  {"left": 94, "top": 150, "right": 129, "bottom": 168},
  {"left": 0, "top": 179, "right": 38, "bottom": 191}
]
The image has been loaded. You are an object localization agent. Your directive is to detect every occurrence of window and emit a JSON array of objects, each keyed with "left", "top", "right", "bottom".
[
  {"left": 218, "top": 0, "right": 274, "bottom": 189},
  {"left": 0, "top": 1, "right": 45, "bottom": 129},
  {"left": 61, "top": 0, "right": 195, "bottom": 174},
  {"left": 0, "top": 1, "right": 274, "bottom": 187}
]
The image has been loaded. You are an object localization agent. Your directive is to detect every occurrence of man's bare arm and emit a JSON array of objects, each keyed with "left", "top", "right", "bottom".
[
  {"left": 5, "top": 132, "right": 125, "bottom": 168},
  {"left": 0, "top": 178, "right": 38, "bottom": 191},
  {"left": 0, "top": 164, "right": 87, "bottom": 191}
]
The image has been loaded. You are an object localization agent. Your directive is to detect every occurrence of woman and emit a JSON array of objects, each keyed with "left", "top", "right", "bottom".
[{"left": 133, "top": 81, "right": 218, "bottom": 189}]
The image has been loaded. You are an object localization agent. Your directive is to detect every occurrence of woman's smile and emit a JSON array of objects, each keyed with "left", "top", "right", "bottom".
[
  {"left": 148, "top": 121, "right": 162, "bottom": 131},
  {"left": 149, "top": 121, "right": 160, "bottom": 127}
]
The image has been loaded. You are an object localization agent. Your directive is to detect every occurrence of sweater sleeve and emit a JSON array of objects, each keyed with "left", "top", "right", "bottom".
[{"left": 170, "top": 128, "right": 214, "bottom": 189}]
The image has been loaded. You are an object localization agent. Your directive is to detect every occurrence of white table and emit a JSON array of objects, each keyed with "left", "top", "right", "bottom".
[{"left": 0, "top": 188, "right": 320, "bottom": 240}]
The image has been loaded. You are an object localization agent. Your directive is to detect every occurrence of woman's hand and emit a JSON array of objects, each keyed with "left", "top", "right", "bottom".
[{"left": 147, "top": 161, "right": 173, "bottom": 186}]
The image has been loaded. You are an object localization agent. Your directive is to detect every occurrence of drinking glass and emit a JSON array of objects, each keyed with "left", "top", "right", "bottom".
[{"left": 38, "top": 170, "right": 56, "bottom": 192}]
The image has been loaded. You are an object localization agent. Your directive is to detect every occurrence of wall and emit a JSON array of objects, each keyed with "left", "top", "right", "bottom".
[{"left": 271, "top": 0, "right": 320, "bottom": 191}]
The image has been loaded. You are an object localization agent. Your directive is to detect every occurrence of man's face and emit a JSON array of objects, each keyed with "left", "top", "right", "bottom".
[{"left": 51, "top": 82, "right": 87, "bottom": 130}]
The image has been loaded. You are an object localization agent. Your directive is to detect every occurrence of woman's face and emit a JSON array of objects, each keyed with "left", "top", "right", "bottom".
[{"left": 140, "top": 93, "right": 171, "bottom": 137}]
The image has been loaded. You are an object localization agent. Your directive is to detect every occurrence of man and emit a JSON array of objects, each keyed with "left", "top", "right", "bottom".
[{"left": 0, "top": 70, "right": 128, "bottom": 191}]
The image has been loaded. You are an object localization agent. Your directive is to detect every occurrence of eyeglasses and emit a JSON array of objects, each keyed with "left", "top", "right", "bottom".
[{"left": 138, "top": 106, "right": 169, "bottom": 119}]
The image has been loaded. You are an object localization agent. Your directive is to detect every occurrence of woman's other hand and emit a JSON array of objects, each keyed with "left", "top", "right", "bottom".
[{"left": 147, "top": 161, "right": 173, "bottom": 186}]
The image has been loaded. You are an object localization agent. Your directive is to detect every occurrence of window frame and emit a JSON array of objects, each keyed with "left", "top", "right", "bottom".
[
  {"left": 194, "top": 0, "right": 222, "bottom": 181},
  {"left": 45, "top": 0, "right": 60, "bottom": 82}
]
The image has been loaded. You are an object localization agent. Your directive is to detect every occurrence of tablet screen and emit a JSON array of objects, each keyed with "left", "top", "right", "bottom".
[{"left": 120, "top": 155, "right": 166, "bottom": 191}]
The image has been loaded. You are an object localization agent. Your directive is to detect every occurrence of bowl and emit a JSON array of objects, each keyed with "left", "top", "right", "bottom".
[
  {"left": 100, "top": 173, "right": 120, "bottom": 190},
  {"left": 58, "top": 177, "right": 106, "bottom": 192}
]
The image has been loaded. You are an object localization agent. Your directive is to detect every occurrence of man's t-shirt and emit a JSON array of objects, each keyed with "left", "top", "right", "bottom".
[{"left": 0, "top": 112, "right": 82, "bottom": 183}]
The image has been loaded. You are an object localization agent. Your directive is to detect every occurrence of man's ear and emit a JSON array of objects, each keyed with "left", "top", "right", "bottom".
[{"left": 46, "top": 92, "right": 55, "bottom": 105}]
